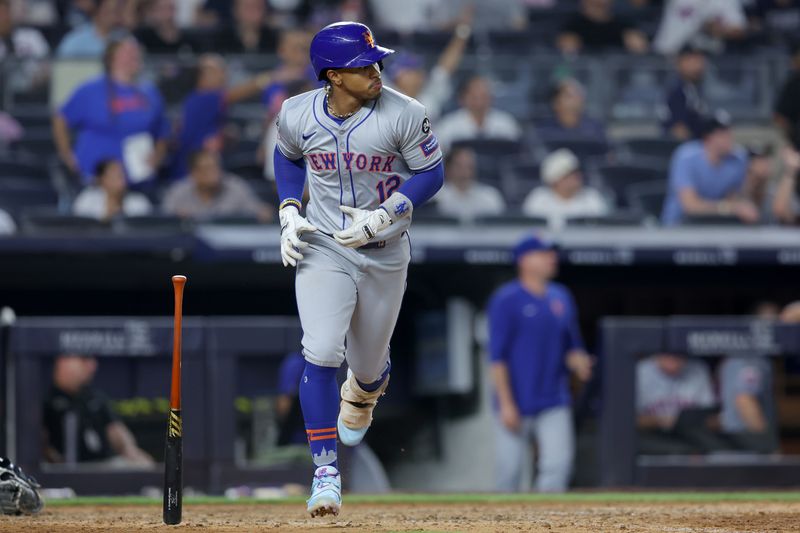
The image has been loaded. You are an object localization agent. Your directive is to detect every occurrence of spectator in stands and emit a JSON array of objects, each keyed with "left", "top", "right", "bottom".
[
  {"left": 214, "top": 0, "right": 275, "bottom": 54},
  {"left": 717, "top": 302, "right": 779, "bottom": 453},
  {"left": 56, "top": 0, "right": 125, "bottom": 58},
  {"left": 368, "top": 0, "right": 441, "bottom": 34},
  {"left": 309, "top": 0, "right": 372, "bottom": 27},
  {"left": 72, "top": 159, "right": 152, "bottom": 220},
  {"left": 636, "top": 353, "right": 719, "bottom": 454},
  {"left": 388, "top": 11, "right": 471, "bottom": 121},
  {"left": 171, "top": 54, "right": 274, "bottom": 179},
  {"left": 0, "top": 0, "right": 50, "bottom": 93},
  {"left": 557, "top": 0, "right": 648, "bottom": 55},
  {"left": 488, "top": 234, "right": 593, "bottom": 492},
  {"left": 654, "top": 0, "right": 747, "bottom": 55},
  {"left": 746, "top": 0, "right": 800, "bottom": 48},
  {"left": 771, "top": 146, "right": 800, "bottom": 224},
  {"left": 0, "top": 208, "right": 15, "bottom": 235},
  {"left": 436, "top": 75, "right": 522, "bottom": 152},
  {"left": 162, "top": 149, "right": 273, "bottom": 222},
  {"left": 53, "top": 38, "right": 171, "bottom": 187},
  {"left": 774, "top": 42, "right": 800, "bottom": 150},
  {"left": 662, "top": 45, "right": 708, "bottom": 141},
  {"left": 0, "top": 0, "right": 50, "bottom": 61},
  {"left": 535, "top": 78, "right": 607, "bottom": 143},
  {"left": 261, "top": 29, "right": 314, "bottom": 116},
  {"left": 42, "top": 353, "right": 154, "bottom": 466},
  {"left": 134, "top": 0, "right": 194, "bottom": 54},
  {"left": 661, "top": 112, "right": 758, "bottom": 226},
  {"left": 522, "top": 149, "right": 609, "bottom": 228},
  {"left": 434, "top": 146, "right": 505, "bottom": 221}
]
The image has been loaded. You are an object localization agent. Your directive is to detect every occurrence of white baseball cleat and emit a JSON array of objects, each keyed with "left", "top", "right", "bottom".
[
  {"left": 306, "top": 465, "right": 342, "bottom": 517},
  {"left": 337, "top": 370, "right": 389, "bottom": 446}
]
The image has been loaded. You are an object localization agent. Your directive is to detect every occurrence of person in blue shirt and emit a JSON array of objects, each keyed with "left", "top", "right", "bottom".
[
  {"left": 169, "top": 54, "right": 274, "bottom": 180},
  {"left": 56, "top": 0, "right": 125, "bottom": 59},
  {"left": 53, "top": 37, "right": 171, "bottom": 188},
  {"left": 661, "top": 112, "right": 759, "bottom": 226},
  {"left": 488, "top": 234, "right": 593, "bottom": 493}
]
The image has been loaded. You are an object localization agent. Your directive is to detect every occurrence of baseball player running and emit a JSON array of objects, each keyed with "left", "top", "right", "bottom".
[{"left": 273, "top": 22, "right": 444, "bottom": 517}]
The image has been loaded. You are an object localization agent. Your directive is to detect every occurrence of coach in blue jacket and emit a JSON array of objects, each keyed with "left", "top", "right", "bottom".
[{"left": 487, "top": 234, "right": 592, "bottom": 492}]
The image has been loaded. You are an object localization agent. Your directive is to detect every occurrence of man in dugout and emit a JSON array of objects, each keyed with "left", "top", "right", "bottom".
[{"left": 42, "top": 353, "right": 154, "bottom": 466}]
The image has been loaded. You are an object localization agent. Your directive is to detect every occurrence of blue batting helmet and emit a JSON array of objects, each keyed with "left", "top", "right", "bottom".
[{"left": 310, "top": 22, "right": 395, "bottom": 81}]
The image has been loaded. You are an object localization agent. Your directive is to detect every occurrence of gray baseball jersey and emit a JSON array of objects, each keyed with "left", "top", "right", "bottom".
[
  {"left": 276, "top": 86, "right": 443, "bottom": 242},
  {"left": 719, "top": 357, "right": 772, "bottom": 433},
  {"left": 636, "top": 357, "right": 715, "bottom": 419}
]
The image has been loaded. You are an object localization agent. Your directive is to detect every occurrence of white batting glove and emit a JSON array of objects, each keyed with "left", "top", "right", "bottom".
[
  {"left": 334, "top": 206, "right": 393, "bottom": 248},
  {"left": 279, "top": 205, "right": 317, "bottom": 267}
]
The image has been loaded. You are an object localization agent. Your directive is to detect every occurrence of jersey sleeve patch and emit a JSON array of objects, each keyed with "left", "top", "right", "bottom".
[{"left": 419, "top": 134, "right": 439, "bottom": 158}]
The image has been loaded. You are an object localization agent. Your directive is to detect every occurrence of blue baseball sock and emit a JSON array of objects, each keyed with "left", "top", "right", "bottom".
[
  {"left": 356, "top": 361, "right": 391, "bottom": 392},
  {"left": 299, "top": 362, "right": 339, "bottom": 469}
]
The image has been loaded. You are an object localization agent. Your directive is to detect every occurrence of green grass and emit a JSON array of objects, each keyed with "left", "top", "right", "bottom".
[{"left": 45, "top": 491, "right": 800, "bottom": 507}]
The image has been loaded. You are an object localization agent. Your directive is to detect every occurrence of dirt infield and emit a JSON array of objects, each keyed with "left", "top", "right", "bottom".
[{"left": 2, "top": 500, "right": 800, "bottom": 532}]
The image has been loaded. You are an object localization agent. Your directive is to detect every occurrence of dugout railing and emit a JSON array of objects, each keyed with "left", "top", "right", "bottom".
[
  {"left": 6, "top": 315, "right": 306, "bottom": 495},
  {"left": 600, "top": 316, "right": 800, "bottom": 488}
]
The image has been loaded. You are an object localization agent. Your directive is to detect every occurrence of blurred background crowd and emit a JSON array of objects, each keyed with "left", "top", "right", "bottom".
[
  {"left": 0, "top": 0, "right": 799, "bottom": 232},
  {"left": 3, "top": 0, "right": 800, "bottom": 495}
]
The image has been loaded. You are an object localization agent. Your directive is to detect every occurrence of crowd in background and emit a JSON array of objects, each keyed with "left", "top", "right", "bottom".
[{"left": 0, "top": 0, "right": 799, "bottom": 233}]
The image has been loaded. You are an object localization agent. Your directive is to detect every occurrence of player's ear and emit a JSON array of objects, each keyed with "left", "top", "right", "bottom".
[{"left": 327, "top": 69, "right": 342, "bottom": 87}]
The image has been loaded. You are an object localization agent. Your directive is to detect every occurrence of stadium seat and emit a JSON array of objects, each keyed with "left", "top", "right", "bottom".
[
  {"left": 625, "top": 181, "right": 667, "bottom": 220},
  {"left": 682, "top": 215, "right": 744, "bottom": 226},
  {"left": 0, "top": 180, "right": 59, "bottom": 216},
  {"left": 565, "top": 211, "right": 646, "bottom": 227},
  {"left": 622, "top": 138, "right": 680, "bottom": 164},
  {"left": 9, "top": 129, "right": 56, "bottom": 159},
  {"left": 501, "top": 161, "right": 541, "bottom": 207},
  {"left": 206, "top": 215, "right": 263, "bottom": 225},
  {"left": 451, "top": 139, "right": 523, "bottom": 159},
  {"left": 20, "top": 210, "right": 111, "bottom": 234},
  {"left": 474, "top": 213, "right": 547, "bottom": 226},
  {"left": 0, "top": 160, "right": 50, "bottom": 181},
  {"left": 118, "top": 215, "right": 193, "bottom": 233},
  {"left": 596, "top": 163, "right": 666, "bottom": 207},
  {"left": 542, "top": 138, "right": 611, "bottom": 164}
]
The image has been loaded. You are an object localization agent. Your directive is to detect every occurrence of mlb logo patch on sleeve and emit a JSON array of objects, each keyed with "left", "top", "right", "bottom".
[{"left": 419, "top": 134, "right": 439, "bottom": 158}]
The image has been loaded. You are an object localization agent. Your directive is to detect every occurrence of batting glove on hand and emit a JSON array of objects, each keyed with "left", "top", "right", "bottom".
[
  {"left": 334, "top": 206, "right": 393, "bottom": 248},
  {"left": 279, "top": 205, "right": 317, "bottom": 267}
]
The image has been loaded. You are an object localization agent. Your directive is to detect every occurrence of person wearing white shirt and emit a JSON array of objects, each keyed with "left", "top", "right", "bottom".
[
  {"left": 436, "top": 75, "right": 522, "bottom": 152},
  {"left": 73, "top": 160, "right": 152, "bottom": 221},
  {"left": 654, "top": 0, "right": 746, "bottom": 55},
  {"left": 435, "top": 146, "right": 506, "bottom": 222},
  {"left": 522, "top": 148, "right": 609, "bottom": 228}
]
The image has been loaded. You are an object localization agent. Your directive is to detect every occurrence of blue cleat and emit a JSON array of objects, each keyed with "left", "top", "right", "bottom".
[
  {"left": 337, "top": 371, "right": 390, "bottom": 446},
  {"left": 306, "top": 465, "right": 342, "bottom": 517}
]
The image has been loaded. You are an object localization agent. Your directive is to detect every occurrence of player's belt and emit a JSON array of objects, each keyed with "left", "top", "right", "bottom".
[{"left": 319, "top": 231, "right": 404, "bottom": 249}]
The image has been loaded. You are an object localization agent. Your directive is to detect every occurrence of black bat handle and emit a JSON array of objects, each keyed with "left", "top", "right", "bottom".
[{"left": 163, "top": 409, "right": 183, "bottom": 525}]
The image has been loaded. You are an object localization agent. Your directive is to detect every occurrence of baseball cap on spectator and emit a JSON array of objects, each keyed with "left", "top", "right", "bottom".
[
  {"left": 699, "top": 110, "right": 732, "bottom": 138},
  {"left": 541, "top": 148, "right": 580, "bottom": 185},
  {"left": 512, "top": 234, "right": 557, "bottom": 263}
]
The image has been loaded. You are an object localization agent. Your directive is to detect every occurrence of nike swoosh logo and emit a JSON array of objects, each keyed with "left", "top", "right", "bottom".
[{"left": 302, "top": 131, "right": 317, "bottom": 140}]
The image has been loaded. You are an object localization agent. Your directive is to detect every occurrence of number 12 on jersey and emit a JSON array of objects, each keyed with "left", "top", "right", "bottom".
[{"left": 376, "top": 175, "right": 401, "bottom": 203}]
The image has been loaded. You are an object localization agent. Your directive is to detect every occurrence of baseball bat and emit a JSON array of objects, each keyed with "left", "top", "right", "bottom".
[{"left": 163, "top": 275, "right": 186, "bottom": 525}]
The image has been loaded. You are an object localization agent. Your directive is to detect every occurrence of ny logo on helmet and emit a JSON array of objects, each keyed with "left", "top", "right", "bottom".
[{"left": 363, "top": 31, "right": 375, "bottom": 48}]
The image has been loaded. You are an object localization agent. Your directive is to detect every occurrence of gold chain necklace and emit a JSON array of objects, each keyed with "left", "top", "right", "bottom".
[{"left": 325, "top": 85, "right": 356, "bottom": 119}]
